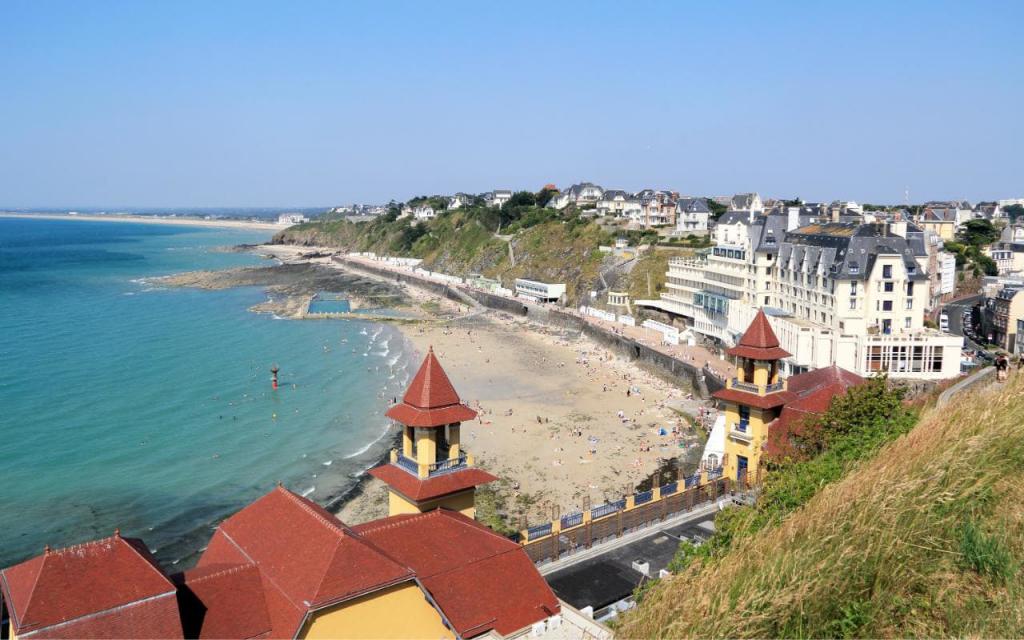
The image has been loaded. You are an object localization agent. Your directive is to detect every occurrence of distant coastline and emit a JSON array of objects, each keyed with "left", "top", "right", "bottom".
[{"left": 0, "top": 211, "right": 284, "bottom": 232}]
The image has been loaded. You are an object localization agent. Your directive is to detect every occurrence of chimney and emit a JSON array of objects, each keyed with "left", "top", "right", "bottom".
[{"left": 787, "top": 207, "right": 800, "bottom": 232}]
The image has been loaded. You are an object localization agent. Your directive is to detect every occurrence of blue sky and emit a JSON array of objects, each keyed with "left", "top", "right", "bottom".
[{"left": 1, "top": 1, "right": 1021, "bottom": 207}]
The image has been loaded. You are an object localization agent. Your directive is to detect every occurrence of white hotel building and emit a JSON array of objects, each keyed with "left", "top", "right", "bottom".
[{"left": 641, "top": 208, "right": 962, "bottom": 380}]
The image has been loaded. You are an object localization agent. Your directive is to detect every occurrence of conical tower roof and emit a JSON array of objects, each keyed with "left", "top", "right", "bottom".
[
  {"left": 385, "top": 347, "right": 477, "bottom": 427},
  {"left": 726, "top": 310, "right": 791, "bottom": 360}
]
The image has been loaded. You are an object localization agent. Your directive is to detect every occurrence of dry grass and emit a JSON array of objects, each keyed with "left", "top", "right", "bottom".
[{"left": 618, "top": 374, "right": 1024, "bottom": 638}]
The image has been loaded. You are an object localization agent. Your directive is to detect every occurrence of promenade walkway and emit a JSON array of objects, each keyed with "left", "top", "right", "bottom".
[{"left": 337, "top": 253, "right": 734, "bottom": 381}]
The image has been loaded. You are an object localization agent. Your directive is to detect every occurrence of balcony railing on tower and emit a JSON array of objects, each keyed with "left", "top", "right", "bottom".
[
  {"left": 728, "top": 377, "right": 787, "bottom": 396},
  {"left": 390, "top": 450, "right": 472, "bottom": 479}
]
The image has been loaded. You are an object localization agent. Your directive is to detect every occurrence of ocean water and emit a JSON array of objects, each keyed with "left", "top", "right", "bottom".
[{"left": 0, "top": 218, "right": 413, "bottom": 568}]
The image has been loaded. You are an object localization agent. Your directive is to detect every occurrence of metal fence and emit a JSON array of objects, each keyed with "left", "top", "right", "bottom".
[{"left": 521, "top": 477, "right": 730, "bottom": 565}]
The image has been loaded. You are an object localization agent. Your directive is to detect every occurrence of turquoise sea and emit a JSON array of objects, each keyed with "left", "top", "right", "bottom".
[{"left": 0, "top": 218, "right": 413, "bottom": 568}]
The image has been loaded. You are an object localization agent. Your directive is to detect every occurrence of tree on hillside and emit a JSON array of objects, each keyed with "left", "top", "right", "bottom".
[
  {"left": 781, "top": 198, "right": 803, "bottom": 207},
  {"left": 1004, "top": 204, "right": 1024, "bottom": 222},
  {"left": 706, "top": 198, "right": 727, "bottom": 219},
  {"left": 957, "top": 218, "right": 999, "bottom": 247},
  {"left": 505, "top": 191, "right": 536, "bottom": 208},
  {"left": 536, "top": 187, "right": 558, "bottom": 207}
]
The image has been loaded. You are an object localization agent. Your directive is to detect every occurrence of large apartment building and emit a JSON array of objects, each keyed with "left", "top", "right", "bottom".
[{"left": 645, "top": 208, "right": 962, "bottom": 380}]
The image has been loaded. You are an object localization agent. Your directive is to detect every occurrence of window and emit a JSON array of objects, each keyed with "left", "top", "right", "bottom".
[
  {"left": 884, "top": 282, "right": 894, "bottom": 293},
  {"left": 906, "top": 281, "right": 914, "bottom": 296},
  {"left": 850, "top": 281, "right": 858, "bottom": 295},
  {"left": 906, "top": 298, "right": 913, "bottom": 310},
  {"left": 850, "top": 298, "right": 857, "bottom": 310},
  {"left": 905, "top": 317, "right": 912, "bottom": 328},
  {"left": 883, "top": 300, "right": 893, "bottom": 311},
  {"left": 883, "top": 265, "right": 893, "bottom": 279}
]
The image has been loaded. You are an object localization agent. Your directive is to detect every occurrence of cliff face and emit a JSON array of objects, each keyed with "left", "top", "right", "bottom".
[{"left": 272, "top": 211, "right": 609, "bottom": 303}]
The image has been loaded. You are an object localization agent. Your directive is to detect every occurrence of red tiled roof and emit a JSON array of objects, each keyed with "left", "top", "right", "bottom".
[
  {"left": 385, "top": 347, "right": 478, "bottom": 428},
  {"left": 726, "top": 310, "right": 791, "bottom": 360},
  {"left": 765, "top": 366, "right": 865, "bottom": 461},
  {"left": 712, "top": 386, "right": 793, "bottom": 410},
  {"left": 368, "top": 464, "right": 498, "bottom": 502},
  {"left": 785, "top": 365, "right": 865, "bottom": 400},
  {"left": 354, "top": 510, "right": 559, "bottom": 638},
  {"left": 198, "top": 486, "right": 414, "bottom": 638},
  {"left": 0, "top": 533, "right": 182, "bottom": 639},
  {"left": 173, "top": 563, "right": 272, "bottom": 640},
  {"left": 20, "top": 593, "right": 184, "bottom": 640}
]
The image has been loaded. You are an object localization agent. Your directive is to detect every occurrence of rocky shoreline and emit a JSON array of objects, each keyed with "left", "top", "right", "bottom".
[{"left": 152, "top": 262, "right": 418, "bottom": 319}]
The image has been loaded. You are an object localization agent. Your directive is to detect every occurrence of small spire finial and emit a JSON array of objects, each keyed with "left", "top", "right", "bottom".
[
  {"left": 428, "top": 345, "right": 434, "bottom": 353},
  {"left": 277, "top": 480, "right": 283, "bottom": 487},
  {"left": 44, "top": 544, "right": 51, "bottom": 555},
  {"left": 114, "top": 528, "right": 121, "bottom": 538}
]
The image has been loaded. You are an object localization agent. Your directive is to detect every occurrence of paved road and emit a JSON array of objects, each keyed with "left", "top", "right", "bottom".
[
  {"left": 542, "top": 505, "right": 721, "bottom": 612},
  {"left": 943, "top": 295, "right": 984, "bottom": 351}
]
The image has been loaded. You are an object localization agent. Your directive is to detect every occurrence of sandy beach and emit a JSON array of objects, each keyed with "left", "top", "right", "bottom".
[
  {"left": 159, "top": 243, "right": 714, "bottom": 530},
  {"left": 0, "top": 212, "right": 284, "bottom": 232},
  {"left": 250, "top": 246, "right": 719, "bottom": 529}
]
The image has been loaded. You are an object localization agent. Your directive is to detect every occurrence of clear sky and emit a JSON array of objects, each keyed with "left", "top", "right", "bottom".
[{"left": 2, "top": 0, "right": 1021, "bottom": 208}]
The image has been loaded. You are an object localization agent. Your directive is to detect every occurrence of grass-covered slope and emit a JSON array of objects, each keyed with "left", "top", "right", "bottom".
[
  {"left": 619, "top": 375, "right": 1024, "bottom": 638},
  {"left": 274, "top": 207, "right": 609, "bottom": 302}
]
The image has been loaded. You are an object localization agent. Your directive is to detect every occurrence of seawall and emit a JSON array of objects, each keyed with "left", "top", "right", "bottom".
[{"left": 332, "top": 255, "right": 713, "bottom": 398}]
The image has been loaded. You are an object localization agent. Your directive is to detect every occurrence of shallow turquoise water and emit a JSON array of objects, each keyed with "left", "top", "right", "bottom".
[{"left": 0, "top": 218, "right": 412, "bottom": 568}]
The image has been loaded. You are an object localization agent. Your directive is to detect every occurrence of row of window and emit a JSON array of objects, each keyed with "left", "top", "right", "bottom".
[
  {"left": 865, "top": 344, "right": 943, "bottom": 373},
  {"left": 712, "top": 247, "right": 746, "bottom": 260}
]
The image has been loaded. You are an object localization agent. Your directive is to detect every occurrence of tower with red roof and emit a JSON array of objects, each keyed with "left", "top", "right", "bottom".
[
  {"left": 369, "top": 347, "right": 497, "bottom": 517},
  {"left": 712, "top": 309, "right": 792, "bottom": 484}
]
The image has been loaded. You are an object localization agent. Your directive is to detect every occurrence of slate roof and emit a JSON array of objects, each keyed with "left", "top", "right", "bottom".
[
  {"left": 599, "top": 189, "right": 630, "bottom": 201},
  {"left": 750, "top": 211, "right": 818, "bottom": 253},
  {"left": 0, "top": 533, "right": 183, "bottom": 639},
  {"left": 922, "top": 207, "right": 959, "bottom": 222},
  {"left": 780, "top": 222, "right": 927, "bottom": 281},
  {"left": 716, "top": 210, "right": 758, "bottom": 226},
  {"left": 385, "top": 347, "right": 478, "bottom": 427},
  {"left": 730, "top": 193, "right": 760, "bottom": 210},
  {"left": 676, "top": 197, "right": 711, "bottom": 214},
  {"left": 564, "top": 182, "right": 604, "bottom": 199}
]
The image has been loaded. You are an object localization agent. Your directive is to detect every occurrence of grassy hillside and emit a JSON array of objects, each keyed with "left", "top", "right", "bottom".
[
  {"left": 274, "top": 207, "right": 610, "bottom": 302},
  {"left": 618, "top": 374, "right": 1024, "bottom": 638},
  {"left": 621, "top": 248, "right": 693, "bottom": 301}
]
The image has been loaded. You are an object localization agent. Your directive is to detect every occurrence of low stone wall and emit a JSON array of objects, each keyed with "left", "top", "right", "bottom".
[
  {"left": 547, "top": 309, "right": 708, "bottom": 396},
  {"left": 332, "top": 256, "right": 476, "bottom": 308},
  {"left": 462, "top": 288, "right": 530, "bottom": 316}
]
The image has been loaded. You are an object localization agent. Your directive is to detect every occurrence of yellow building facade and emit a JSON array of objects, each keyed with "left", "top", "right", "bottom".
[
  {"left": 301, "top": 582, "right": 454, "bottom": 640},
  {"left": 713, "top": 310, "right": 791, "bottom": 484}
]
